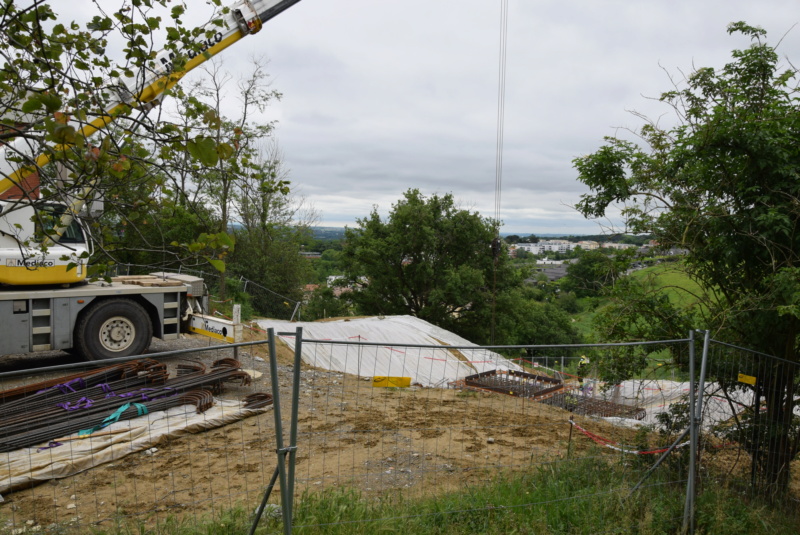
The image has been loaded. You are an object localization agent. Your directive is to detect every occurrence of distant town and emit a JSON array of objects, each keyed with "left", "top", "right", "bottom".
[{"left": 509, "top": 239, "right": 637, "bottom": 257}]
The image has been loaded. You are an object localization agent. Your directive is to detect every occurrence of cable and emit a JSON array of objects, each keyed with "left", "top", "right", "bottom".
[
  {"left": 494, "top": 0, "right": 509, "bottom": 225},
  {"left": 491, "top": 0, "right": 509, "bottom": 345}
]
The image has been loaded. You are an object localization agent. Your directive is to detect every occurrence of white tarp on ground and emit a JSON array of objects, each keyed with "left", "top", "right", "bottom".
[
  {"left": 586, "top": 379, "right": 755, "bottom": 428},
  {"left": 0, "top": 400, "right": 268, "bottom": 495},
  {"left": 256, "top": 315, "right": 521, "bottom": 387}
]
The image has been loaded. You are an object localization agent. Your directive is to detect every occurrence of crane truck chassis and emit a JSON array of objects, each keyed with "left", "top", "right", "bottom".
[{"left": 0, "top": 273, "right": 241, "bottom": 360}]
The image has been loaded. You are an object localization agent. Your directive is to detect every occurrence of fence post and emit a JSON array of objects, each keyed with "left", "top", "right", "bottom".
[
  {"left": 683, "top": 330, "right": 696, "bottom": 535},
  {"left": 232, "top": 305, "right": 241, "bottom": 360},
  {"left": 290, "top": 301, "right": 301, "bottom": 322},
  {"left": 750, "top": 356, "right": 762, "bottom": 489},
  {"left": 267, "top": 328, "right": 293, "bottom": 535},
  {"left": 683, "top": 330, "right": 710, "bottom": 534},
  {"left": 286, "top": 327, "right": 303, "bottom": 525}
]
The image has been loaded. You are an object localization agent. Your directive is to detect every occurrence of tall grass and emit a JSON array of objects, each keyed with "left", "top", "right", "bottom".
[{"left": 92, "top": 456, "right": 800, "bottom": 534}]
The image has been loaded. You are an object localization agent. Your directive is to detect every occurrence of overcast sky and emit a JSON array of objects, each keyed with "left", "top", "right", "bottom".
[{"left": 86, "top": 1, "right": 800, "bottom": 235}]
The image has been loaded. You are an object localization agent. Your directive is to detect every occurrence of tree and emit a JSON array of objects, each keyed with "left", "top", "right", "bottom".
[
  {"left": 312, "top": 248, "right": 345, "bottom": 283},
  {"left": 573, "top": 23, "right": 800, "bottom": 495},
  {"left": 104, "top": 56, "right": 309, "bottom": 305},
  {"left": 165, "top": 58, "right": 283, "bottom": 294},
  {"left": 340, "top": 189, "right": 523, "bottom": 344},
  {"left": 302, "top": 286, "right": 353, "bottom": 321},
  {"left": 560, "top": 248, "right": 632, "bottom": 297},
  {"left": 0, "top": 1, "right": 249, "bottom": 276},
  {"left": 494, "top": 287, "right": 581, "bottom": 346}
]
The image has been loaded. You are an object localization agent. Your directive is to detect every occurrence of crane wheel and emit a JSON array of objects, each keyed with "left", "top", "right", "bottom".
[{"left": 74, "top": 299, "right": 153, "bottom": 360}]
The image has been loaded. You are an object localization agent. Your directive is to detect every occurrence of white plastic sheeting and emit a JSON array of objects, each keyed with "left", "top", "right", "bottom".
[
  {"left": 0, "top": 400, "right": 269, "bottom": 495},
  {"left": 256, "top": 315, "right": 521, "bottom": 387},
  {"left": 590, "top": 379, "right": 755, "bottom": 428}
]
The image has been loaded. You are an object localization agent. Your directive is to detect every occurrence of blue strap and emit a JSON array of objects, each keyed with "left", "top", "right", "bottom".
[{"left": 78, "top": 402, "right": 149, "bottom": 437}]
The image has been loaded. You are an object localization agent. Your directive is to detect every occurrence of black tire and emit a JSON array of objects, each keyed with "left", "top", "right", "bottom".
[{"left": 74, "top": 299, "right": 153, "bottom": 361}]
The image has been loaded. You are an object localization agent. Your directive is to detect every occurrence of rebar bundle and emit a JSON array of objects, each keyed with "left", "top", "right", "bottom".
[{"left": 0, "top": 358, "right": 270, "bottom": 453}]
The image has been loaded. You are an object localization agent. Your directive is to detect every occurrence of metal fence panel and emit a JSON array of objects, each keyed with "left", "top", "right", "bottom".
[{"left": 285, "top": 336, "right": 695, "bottom": 532}]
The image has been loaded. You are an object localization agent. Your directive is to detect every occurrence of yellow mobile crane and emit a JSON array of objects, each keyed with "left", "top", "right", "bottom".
[{"left": 0, "top": 0, "right": 301, "bottom": 359}]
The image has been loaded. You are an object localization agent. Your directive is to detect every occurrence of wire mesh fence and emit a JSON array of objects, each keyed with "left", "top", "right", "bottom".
[
  {"left": 275, "top": 332, "right": 698, "bottom": 533},
  {"left": 1, "top": 328, "right": 798, "bottom": 534},
  {"left": 0, "top": 340, "right": 283, "bottom": 534},
  {"left": 107, "top": 264, "right": 301, "bottom": 321},
  {"left": 698, "top": 340, "right": 800, "bottom": 503}
]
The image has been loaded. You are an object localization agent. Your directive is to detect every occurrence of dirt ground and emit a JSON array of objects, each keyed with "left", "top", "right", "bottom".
[{"left": 0, "top": 328, "right": 763, "bottom": 533}]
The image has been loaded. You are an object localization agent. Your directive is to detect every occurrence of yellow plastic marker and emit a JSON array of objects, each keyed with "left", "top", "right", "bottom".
[
  {"left": 372, "top": 376, "right": 412, "bottom": 388},
  {"left": 738, "top": 373, "right": 757, "bottom": 386}
]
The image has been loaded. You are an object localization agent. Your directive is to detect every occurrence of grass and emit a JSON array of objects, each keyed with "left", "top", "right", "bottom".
[
  {"left": 629, "top": 262, "right": 706, "bottom": 310},
  {"left": 639, "top": 349, "right": 690, "bottom": 382},
  {"left": 569, "top": 297, "right": 600, "bottom": 338},
  {"left": 90, "top": 456, "right": 800, "bottom": 535},
  {"left": 569, "top": 261, "right": 707, "bottom": 341}
]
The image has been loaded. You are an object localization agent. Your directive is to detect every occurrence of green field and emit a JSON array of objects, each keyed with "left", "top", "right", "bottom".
[
  {"left": 630, "top": 262, "right": 707, "bottom": 309},
  {"left": 570, "top": 260, "right": 706, "bottom": 340}
]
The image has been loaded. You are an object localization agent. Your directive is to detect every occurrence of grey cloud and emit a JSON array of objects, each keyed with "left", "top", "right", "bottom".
[{"left": 67, "top": 0, "right": 800, "bottom": 234}]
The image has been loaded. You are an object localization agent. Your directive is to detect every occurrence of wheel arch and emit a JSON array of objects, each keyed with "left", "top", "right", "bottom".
[{"left": 126, "top": 294, "right": 163, "bottom": 338}]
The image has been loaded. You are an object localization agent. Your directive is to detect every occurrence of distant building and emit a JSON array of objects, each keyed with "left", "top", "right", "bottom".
[
  {"left": 513, "top": 238, "right": 642, "bottom": 257},
  {"left": 601, "top": 242, "right": 636, "bottom": 250},
  {"left": 539, "top": 240, "right": 574, "bottom": 254},
  {"left": 513, "top": 240, "right": 576, "bottom": 255}
]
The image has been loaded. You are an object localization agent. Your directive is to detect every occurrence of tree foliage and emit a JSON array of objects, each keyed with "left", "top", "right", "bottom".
[
  {"left": 494, "top": 287, "right": 581, "bottom": 346},
  {"left": 573, "top": 22, "right": 800, "bottom": 494},
  {"left": 341, "top": 189, "right": 526, "bottom": 344},
  {"left": 560, "top": 248, "right": 633, "bottom": 297},
  {"left": 0, "top": 1, "right": 261, "bottom": 275}
]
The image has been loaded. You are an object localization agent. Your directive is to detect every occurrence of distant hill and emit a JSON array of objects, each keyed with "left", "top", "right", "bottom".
[
  {"left": 312, "top": 227, "right": 347, "bottom": 240},
  {"left": 311, "top": 228, "right": 650, "bottom": 245}
]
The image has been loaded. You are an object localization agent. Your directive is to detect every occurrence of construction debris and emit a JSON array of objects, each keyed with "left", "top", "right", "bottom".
[{"left": 542, "top": 391, "right": 647, "bottom": 420}]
